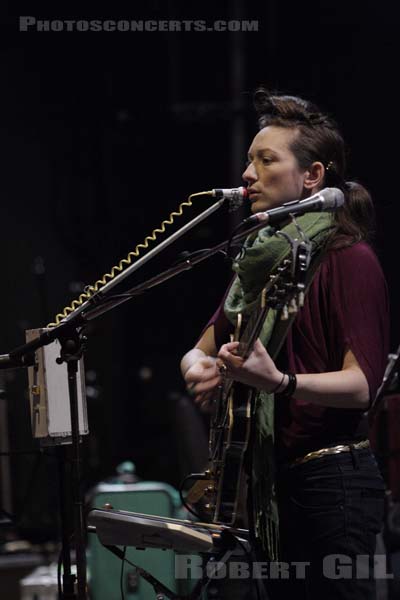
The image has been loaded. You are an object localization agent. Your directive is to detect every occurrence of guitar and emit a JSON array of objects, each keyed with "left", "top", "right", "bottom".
[{"left": 188, "top": 234, "right": 312, "bottom": 527}]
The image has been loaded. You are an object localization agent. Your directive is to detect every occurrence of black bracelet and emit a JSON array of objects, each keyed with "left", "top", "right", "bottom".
[
  {"left": 278, "top": 372, "right": 297, "bottom": 398},
  {"left": 271, "top": 372, "right": 285, "bottom": 394}
]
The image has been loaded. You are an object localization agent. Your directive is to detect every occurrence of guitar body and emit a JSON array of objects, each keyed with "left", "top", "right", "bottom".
[
  {"left": 212, "top": 379, "right": 254, "bottom": 527},
  {"left": 206, "top": 310, "right": 256, "bottom": 527}
]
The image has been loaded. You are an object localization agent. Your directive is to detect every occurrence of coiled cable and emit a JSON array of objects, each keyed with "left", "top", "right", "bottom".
[{"left": 47, "top": 191, "right": 213, "bottom": 327}]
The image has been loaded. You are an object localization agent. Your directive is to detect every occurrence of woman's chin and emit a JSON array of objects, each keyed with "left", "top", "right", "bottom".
[{"left": 250, "top": 199, "right": 269, "bottom": 213}]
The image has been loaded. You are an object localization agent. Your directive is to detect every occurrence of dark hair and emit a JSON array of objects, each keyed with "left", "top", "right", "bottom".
[{"left": 254, "top": 89, "right": 375, "bottom": 250}]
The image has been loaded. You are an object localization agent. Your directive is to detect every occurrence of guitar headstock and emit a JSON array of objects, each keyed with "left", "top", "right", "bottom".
[
  {"left": 263, "top": 235, "right": 312, "bottom": 320},
  {"left": 236, "top": 224, "right": 313, "bottom": 358}
]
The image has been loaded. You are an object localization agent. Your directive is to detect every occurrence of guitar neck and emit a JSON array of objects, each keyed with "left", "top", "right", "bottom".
[
  {"left": 235, "top": 257, "right": 294, "bottom": 360},
  {"left": 237, "top": 300, "right": 269, "bottom": 360}
]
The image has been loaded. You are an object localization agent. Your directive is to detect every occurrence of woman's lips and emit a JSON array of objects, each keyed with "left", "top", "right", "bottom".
[{"left": 248, "top": 191, "right": 261, "bottom": 202}]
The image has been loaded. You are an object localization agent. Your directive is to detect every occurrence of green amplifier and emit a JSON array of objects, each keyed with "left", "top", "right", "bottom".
[{"left": 87, "top": 476, "right": 187, "bottom": 600}]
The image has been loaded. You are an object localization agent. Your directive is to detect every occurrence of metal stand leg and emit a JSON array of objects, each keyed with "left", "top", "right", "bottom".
[
  {"left": 58, "top": 446, "right": 76, "bottom": 598},
  {"left": 66, "top": 346, "right": 87, "bottom": 599}
]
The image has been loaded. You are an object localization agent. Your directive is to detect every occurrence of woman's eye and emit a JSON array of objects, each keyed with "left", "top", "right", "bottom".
[{"left": 262, "top": 157, "right": 271, "bottom": 165}]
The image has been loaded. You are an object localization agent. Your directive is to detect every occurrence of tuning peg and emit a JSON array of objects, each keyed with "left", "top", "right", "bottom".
[
  {"left": 298, "top": 291, "right": 305, "bottom": 307},
  {"left": 281, "top": 305, "right": 289, "bottom": 320},
  {"left": 288, "top": 298, "right": 298, "bottom": 314}
]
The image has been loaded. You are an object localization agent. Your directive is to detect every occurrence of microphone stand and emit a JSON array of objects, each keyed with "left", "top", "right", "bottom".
[
  {"left": 0, "top": 198, "right": 256, "bottom": 600},
  {"left": 0, "top": 205, "right": 267, "bottom": 599},
  {"left": 369, "top": 344, "right": 400, "bottom": 423}
]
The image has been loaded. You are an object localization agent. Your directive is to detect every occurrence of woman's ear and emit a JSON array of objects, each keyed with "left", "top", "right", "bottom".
[{"left": 303, "top": 161, "right": 325, "bottom": 191}]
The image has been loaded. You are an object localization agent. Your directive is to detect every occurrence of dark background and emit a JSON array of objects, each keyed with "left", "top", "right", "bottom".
[{"left": 0, "top": 1, "right": 398, "bottom": 539}]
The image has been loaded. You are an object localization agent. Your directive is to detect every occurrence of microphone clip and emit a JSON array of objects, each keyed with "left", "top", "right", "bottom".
[{"left": 211, "top": 187, "right": 247, "bottom": 212}]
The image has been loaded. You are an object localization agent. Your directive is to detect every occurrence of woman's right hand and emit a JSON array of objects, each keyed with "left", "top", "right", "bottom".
[{"left": 183, "top": 356, "right": 221, "bottom": 411}]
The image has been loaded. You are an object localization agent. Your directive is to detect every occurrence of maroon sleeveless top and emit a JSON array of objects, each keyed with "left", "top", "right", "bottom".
[{"left": 203, "top": 242, "right": 390, "bottom": 461}]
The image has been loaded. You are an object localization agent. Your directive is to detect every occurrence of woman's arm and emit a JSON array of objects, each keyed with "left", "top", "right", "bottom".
[
  {"left": 295, "top": 348, "right": 369, "bottom": 408},
  {"left": 217, "top": 339, "right": 370, "bottom": 409}
]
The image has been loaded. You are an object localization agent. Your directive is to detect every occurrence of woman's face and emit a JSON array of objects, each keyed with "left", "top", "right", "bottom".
[{"left": 243, "top": 125, "right": 308, "bottom": 214}]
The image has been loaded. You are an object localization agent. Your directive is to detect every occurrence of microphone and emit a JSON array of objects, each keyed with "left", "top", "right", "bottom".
[
  {"left": 244, "top": 187, "right": 344, "bottom": 224},
  {"left": 211, "top": 187, "right": 248, "bottom": 201}
]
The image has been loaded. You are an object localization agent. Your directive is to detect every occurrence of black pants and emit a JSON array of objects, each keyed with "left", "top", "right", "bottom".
[{"left": 264, "top": 447, "right": 386, "bottom": 600}]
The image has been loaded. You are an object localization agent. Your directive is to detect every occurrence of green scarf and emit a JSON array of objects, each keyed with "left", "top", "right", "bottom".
[{"left": 224, "top": 212, "right": 334, "bottom": 560}]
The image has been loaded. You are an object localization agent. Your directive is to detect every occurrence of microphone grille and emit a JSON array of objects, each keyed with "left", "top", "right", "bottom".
[{"left": 322, "top": 187, "right": 345, "bottom": 209}]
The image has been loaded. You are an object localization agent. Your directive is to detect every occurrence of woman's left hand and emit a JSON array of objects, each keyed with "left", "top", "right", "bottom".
[{"left": 217, "top": 338, "right": 283, "bottom": 392}]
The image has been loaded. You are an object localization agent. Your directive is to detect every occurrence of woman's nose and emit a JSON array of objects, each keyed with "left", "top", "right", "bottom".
[{"left": 242, "top": 162, "right": 257, "bottom": 184}]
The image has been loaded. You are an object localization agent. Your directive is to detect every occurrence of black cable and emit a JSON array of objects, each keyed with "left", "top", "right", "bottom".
[
  {"left": 173, "top": 249, "right": 214, "bottom": 265},
  {"left": 120, "top": 546, "right": 126, "bottom": 600},
  {"left": 104, "top": 248, "right": 229, "bottom": 303},
  {"left": 226, "top": 220, "right": 250, "bottom": 259},
  {"left": 106, "top": 545, "right": 179, "bottom": 600},
  {"left": 179, "top": 490, "right": 202, "bottom": 520},
  {"left": 178, "top": 474, "right": 206, "bottom": 520}
]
